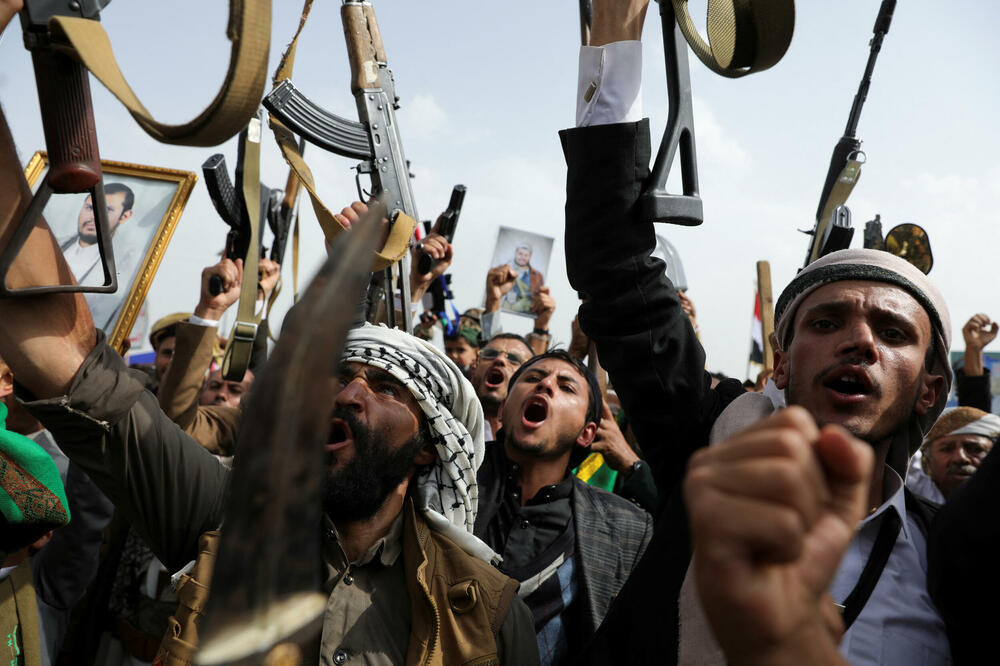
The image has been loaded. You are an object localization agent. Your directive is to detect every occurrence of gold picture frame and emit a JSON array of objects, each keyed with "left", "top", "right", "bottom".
[{"left": 24, "top": 152, "right": 197, "bottom": 353}]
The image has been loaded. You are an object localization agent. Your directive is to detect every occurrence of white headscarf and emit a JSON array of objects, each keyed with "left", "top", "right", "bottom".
[{"left": 342, "top": 324, "right": 497, "bottom": 563}]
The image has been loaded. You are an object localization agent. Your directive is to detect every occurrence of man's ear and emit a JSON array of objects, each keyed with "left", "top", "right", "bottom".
[
  {"left": 771, "top": 333, "right": 789, "bottom": 390},
  {"left": 914, "top": 371, "right": 946, "bottom": 417},
  {"left": 576, "top": 421, "right": 598, "bottom": 448},
  {"left": 413, "top": 441, "right": 436, "bottom": 466},
  {"left": 0, "top": 368, "right": 13, "bottom": 400},
  {"left": 119, "top": 209, "right": 133, "bottom": 224}
]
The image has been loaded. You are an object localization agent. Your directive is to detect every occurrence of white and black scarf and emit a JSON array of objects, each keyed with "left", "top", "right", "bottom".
[{"left": 343, "top": 324, "right": 498, "bottom": 564}]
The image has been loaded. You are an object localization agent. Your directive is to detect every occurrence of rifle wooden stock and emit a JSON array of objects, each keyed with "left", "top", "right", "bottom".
[
  {"left": 342, "top": 2, "right": 383, "bottom": 93},
  {"left": 32, "top": 49, "right": 101, "bottom": 193}
]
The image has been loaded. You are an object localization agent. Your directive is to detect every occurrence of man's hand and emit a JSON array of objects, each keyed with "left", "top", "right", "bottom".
[
  {"left": 679, "top": 290, "right": 699, "bottom": 333},
  {"left": 963, "top": 313, "right": 997, "bottom": 351},
  {"left": 531, "top": 286, "right": 556, "bottom": 330},
  {"left": 590, "top": 401, "right": 640, "bottom": 474},
  {"left": 409, "top": 216, "right": 453, "bottom": 304},
  {"left": 568, "top": 316, "right": 590, "bottom": 360},
  {"left": 484, "top": 264, "right": 517, "bottom": 313},
  {"left": 257, "top": 257, "right": 281, "bottom": 301},
  {"left": 0, "top": 0, "right": 22, "bottom": 35},
  {"left": 962, "top": 313, "right": 997, "bottom": 377},
  {"left": 195, "top": 259, "right": 243, "bottom": 321},
  {"left": 333, "top": 201, "right": 391, "bottom": 250},
  {"left": 684, "top": 407, "right": 873, "bottom": 665},
  {"left": 590, "top": 0, "right": 650, "bottom": 47}
]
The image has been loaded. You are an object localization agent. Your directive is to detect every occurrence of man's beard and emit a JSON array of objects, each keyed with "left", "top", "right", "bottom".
[
  {"left": 79, "top": 231, "right": 98, "bottom": 245},
  {"left": 322, "top": 407, "right": 428, "bottom": 524},
  {"left": 506, "top": 425, "right": 581, "bottom": 462}
]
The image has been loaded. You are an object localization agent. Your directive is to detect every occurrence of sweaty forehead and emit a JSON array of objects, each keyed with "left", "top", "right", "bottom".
[{"left": 793, "top": 280, "right": 931, "bottom": 335}]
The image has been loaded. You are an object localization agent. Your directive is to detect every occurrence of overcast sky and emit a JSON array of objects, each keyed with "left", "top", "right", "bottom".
[{"left": 2, "top": 1, "right": 998, "bottom": 379}]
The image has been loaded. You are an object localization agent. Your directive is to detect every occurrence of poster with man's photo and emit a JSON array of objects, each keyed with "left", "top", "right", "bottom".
[
  {"left": 25, "top": 153, "right": 195, "bottom": 352},
  {"left": 489, "top": 226, "right": 554, "bottom": 319}
]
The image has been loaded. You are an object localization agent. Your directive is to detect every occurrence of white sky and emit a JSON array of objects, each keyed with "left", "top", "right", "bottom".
[{"left": 2, "top": 1, "right": 998, "bottom": 380}]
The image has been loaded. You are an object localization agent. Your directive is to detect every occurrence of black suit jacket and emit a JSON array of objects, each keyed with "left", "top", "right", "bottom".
[{"left": 560, "top": 119, "right": 745, "bottom": 664}]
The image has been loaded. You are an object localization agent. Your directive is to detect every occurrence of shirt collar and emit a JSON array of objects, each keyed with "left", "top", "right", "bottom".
[
  {"left": 323, "top": 510, "right": 406, "bottom": 568},
  {"left": 860, "top": 465, "right": 910, "bottom": 541}
]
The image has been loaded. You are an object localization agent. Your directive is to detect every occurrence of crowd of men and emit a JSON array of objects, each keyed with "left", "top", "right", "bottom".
[{"left": 0, "top": 0, "right": 997, "bottom": 664}]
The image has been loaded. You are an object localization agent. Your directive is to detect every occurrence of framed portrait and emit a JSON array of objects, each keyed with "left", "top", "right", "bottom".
[
  {"left": 24, "top": 152, "right": 196, "bottom": 353},
  {"left": 489, "top": 226, "right": 554, "bottom": 319}
]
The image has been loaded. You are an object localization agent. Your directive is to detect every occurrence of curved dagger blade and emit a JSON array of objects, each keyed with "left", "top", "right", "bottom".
[{"left": 197, "top": 200, "right": 385, "bottom": 665}]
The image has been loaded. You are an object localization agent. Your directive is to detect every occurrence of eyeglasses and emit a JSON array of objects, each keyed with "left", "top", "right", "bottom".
[{"left": 478, "top": 348, "right": 527, "bottom": 366}]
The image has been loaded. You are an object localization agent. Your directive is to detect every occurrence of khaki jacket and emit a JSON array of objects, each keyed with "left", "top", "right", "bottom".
[
  {"left": 156, "top": 502, "right": 530, "bottom": 666},
  {"left": 157, "top": 322, "right": 238, "bottom": 456}
]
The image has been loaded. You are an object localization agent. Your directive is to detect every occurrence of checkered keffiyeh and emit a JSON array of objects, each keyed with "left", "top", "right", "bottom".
[{"left": 342, "top": 324, "right": 497, "bottom": 563}]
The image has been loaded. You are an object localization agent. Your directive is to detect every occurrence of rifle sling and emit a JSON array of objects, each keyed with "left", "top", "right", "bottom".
[
  {"left": 47, "top": 0, "right": 270, "bottom": 147},
  {"left": 839, "top": 508, "right": 902, "bottom": 630},
  {"left": 671, "top": 0, "right": 794, "bottom": 78},
  {"left": 267, "top": 0, "right": 415, "bottom": 272},
  {"left": 816, "top": 158, "right": 863, "bottom": 234},
  {"left": 221, "top": 116, "right": 263, "bottom": 383}
]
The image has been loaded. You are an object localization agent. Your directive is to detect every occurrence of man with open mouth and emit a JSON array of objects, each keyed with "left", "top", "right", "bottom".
[
  {"left": 473, "top": 349, "right": 652, "bottom": 665},
  {"left": 470, "top": 333, "right": 536, "bottom": 440},
  {"left": 563, "top": 0, "right": 957, "bottom": 662}
]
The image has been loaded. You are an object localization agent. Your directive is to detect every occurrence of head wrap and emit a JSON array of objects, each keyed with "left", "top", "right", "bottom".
[
  {"left": 922, "top": 407, "right": 1000, "bottom": 449},
  {"left": 773, "top": 249, "right": 952, "bottom": 475},
  {"left": 0, "top": 402, "right": 70, "bottom": 558},
  {"left": 341, "top": 324, "right": 495, "bottom": 563}
]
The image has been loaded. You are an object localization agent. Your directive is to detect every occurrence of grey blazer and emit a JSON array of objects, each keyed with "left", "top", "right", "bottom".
[{"left": 571, "top": 477, "right": 653, "bottom": 635}]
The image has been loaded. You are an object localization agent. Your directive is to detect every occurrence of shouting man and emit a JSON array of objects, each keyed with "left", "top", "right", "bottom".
[
  {"left": 562, "top": 0, "right": 954, "bottom": 662},
  {"left": 0, "top": 104, "right": 538, "bottom": 663},
  {"left": 474, "top": 350, "right": 651, "bottom": 665}
]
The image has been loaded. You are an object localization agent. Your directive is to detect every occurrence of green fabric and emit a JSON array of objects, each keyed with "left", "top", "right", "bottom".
[
  {"left": 572, "top": 453, "right": 619, "bottom": 493},
  {"left": 582, "top": 461, "right": 618, "bottom": 493},
  {"left": 0, "top": 403, "right": 69, "bottom": 529}
]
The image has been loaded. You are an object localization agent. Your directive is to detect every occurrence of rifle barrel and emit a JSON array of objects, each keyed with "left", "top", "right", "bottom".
[{"left": 843, "top": 0, "right": 897, "bottom": 138}]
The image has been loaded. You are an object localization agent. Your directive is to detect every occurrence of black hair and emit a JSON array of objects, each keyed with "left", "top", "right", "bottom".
[
  {"left": 104, "top": 182, "right": 135, "bottom": 213},
  {"left": 486, "top": 332, "right": 533, "bottom": 358},
  {"left": 507, "top": 348, "right": 602, "bottom": 427}
]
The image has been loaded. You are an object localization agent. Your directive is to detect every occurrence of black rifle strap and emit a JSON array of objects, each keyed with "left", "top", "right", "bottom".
[{"left": 840, "top": 508, "right": 902, "bottom": 630}]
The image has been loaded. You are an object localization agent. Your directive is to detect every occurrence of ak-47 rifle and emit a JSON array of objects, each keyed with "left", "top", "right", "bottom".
[
  {"left": 0, "top": 0, "right": 117, "bottom": 298},
  {"left": 264, "top": 0, "right": 421, "bottom": 333},
  {"left": 803, "top": 0, "right": 896, "bottom": 267}
]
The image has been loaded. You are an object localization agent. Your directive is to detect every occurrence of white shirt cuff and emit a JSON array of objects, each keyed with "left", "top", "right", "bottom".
[
  {"left": 576, "top": 41, "right": 643, "bottom": 127},
  {"left": 187, "top": 314, "right": 219, "bottom": 328}
]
